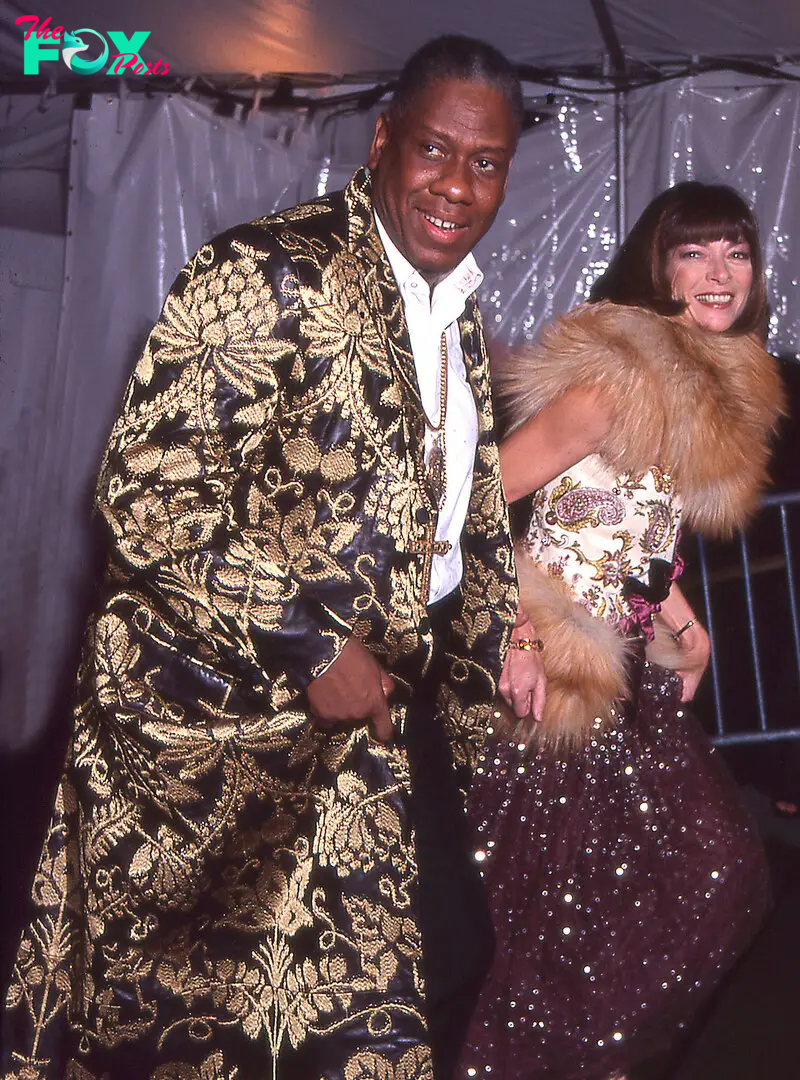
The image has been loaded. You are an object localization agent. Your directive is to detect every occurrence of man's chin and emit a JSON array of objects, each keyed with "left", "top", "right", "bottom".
[{"left": 412, "top": 249, "right": 470, "bottom": 286}]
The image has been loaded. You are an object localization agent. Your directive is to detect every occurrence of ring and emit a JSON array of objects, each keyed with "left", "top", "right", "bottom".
[
  {"left": 510, "top": 637, "right": 544, "bottom": 652},
  {"left": 672, "top": 619, "right": 696, "bottom": 641}
]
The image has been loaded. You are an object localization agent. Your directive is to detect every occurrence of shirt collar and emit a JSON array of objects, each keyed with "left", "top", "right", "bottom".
[{"left": 374, "top": 211, "right": 484, "bottom": 307}]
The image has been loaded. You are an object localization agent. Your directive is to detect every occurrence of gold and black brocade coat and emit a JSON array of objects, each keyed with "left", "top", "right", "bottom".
[{"left": 2, "top": 168, "right": 517, "bottom": 1080}]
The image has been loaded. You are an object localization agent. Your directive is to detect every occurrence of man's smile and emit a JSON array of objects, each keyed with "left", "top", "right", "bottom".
[{"left": 420, "top": 211, "right": 466, "bottom": 233}]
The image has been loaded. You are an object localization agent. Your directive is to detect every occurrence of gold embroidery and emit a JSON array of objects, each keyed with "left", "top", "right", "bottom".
[
  {"left": 3, "top": 167, "right": 515, "bottom": 1077},
  {"left": 343, "top": 1045, "right": 434, "bottom": 1079},
  {"left": 152, "top": 1051, "right": 239, "bottom": 1080},
  {"left": 528, "top": 460, "right": 681, "bottom": 626}
]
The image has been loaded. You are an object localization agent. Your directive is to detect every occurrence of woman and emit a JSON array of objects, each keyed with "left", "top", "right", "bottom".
[{"left": 459, "top": 183, "right": 785, "bottom": 1080}]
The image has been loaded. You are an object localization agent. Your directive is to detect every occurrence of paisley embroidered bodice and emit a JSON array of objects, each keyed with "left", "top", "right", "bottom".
[{"left": 523, "top": 454, "right": 681, "bottom": 629}]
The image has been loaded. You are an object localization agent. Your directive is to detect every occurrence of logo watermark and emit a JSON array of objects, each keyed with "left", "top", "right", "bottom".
[{"left": 17, "top": 17, "right": 170, "bottom": 75}]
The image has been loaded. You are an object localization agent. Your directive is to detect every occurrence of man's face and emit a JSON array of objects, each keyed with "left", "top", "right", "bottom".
[{"left": 367, "top": 77, "right": 516, "bottom": 286}]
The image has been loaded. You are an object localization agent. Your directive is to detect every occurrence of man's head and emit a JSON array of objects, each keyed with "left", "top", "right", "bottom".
[{"left": 367, "top": 36, "right": 522, "bottom": 286}]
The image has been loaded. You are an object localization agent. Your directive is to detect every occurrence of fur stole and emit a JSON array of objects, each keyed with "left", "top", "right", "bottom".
[
  {"left": 496, "top": 302, "right": 785, "bottom": 748},
  {"left": 497, "top": 301, "right": 785, "bottom": 535},
  {"left": 505, "top": 547, "right": 685, "bottom": 748}
]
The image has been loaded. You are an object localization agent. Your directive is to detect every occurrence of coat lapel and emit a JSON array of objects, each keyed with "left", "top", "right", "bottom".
[
  {"left": 343, "top": 168, "right": 504, "bottom": 527},
  {"left": 344, "top": 168, "right": 436, "bottom": 515},
  {"left": 458, "top": 294, "right": 493, "bottom": 435},
  {"left": 345, "top": 168, "right": 424, "bottom": 414}
]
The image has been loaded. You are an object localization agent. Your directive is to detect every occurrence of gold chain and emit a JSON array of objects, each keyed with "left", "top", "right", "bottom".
[
  {"left": 423, "top": 332, "right": 448, "bottom": 508},
  {"left": 422, "top": 332, "right": 449, "bottom": 433}
]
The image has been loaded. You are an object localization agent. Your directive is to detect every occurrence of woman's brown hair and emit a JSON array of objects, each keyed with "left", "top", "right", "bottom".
[{"left": 590, "top": 182, "right": 767, "bottom": 335}]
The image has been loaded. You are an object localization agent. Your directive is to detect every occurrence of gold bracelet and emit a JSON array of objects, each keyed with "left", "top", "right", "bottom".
[
  {"left": 510, "top": 637, "right": 544, "bottom": 652},
  {"left": 672, "top": 618, "right": 696, "bottom": 641}
]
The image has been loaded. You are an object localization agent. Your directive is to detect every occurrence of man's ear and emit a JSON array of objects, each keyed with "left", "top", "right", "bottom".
[{"left": 367, "top": 112, "right": 391, "bottom": 170}]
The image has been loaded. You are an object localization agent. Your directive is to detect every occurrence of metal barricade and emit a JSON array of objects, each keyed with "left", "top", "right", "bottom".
[{"left": 691, "top": 492, "right": 800, "bottom": 746}]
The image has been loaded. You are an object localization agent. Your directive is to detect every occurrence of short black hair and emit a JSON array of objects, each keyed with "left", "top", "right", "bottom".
[
  {"left": 390, "top": 35, "right": 524, "bottom": 137},
  {"left": 590, "top": 181, "right": 767, "bottom": 335}
]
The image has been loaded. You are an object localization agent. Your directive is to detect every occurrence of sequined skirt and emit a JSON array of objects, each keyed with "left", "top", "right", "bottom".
[{"left": 458, "top": 659, "right": 769, "bottom": 1080}]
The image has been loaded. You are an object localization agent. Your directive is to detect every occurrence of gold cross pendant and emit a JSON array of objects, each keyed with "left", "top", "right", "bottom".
[{"left": 408, "top": 536, "right": 452, "bottom": 600}]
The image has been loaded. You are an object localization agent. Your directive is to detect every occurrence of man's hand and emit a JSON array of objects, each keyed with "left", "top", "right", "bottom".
[
  {"left": 306, "top": 637, "right": 395, "bottom": 742},
  {"left": 498, "top": 614, "right": 547, "bottom": 722}
]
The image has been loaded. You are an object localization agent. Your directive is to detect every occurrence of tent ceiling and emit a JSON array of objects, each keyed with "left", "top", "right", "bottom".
[{"left": 2, "top": 0, "right": 800, "bottom": 85}]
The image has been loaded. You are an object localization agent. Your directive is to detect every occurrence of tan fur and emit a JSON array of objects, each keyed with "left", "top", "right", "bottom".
[
  {"left": 500, "top": 554, "right": 684, "bottom": 748},
  {"left": 496, "top": 547, "right": 633, "bottom": 747},
  {"left": 497, "top": 302, "right": 786, "bottom": 536},
  {"left": 496, "top": 304, "right": 785, "bottom": 746}
]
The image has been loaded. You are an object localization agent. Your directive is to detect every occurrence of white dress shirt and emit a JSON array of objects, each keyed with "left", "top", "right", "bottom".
[{"left": 375, "top": 213, "right": 482, "bottom": 604}]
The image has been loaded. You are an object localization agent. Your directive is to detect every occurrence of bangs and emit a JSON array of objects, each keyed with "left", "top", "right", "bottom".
[
  {"left": 661, "top": 214, "right": 749, "bottom": 252},
  {"left": 659, "top": 184, "right": 756, "bottom": 254}
]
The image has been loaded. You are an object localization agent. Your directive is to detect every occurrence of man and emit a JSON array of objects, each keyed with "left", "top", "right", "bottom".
[{"left": 3, "top": 35, "right": 542, "bottom": 1080}]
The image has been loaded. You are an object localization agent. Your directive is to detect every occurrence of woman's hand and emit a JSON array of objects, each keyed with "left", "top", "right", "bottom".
[
  {"left": 659, "top": 585, "right": 711, "bottom": 702},
  {"left": 673, "top": 620, "right": 711, "bottom": 701},
  {"left": 499, "top": 611, "right": 547, "bottom": 721}
]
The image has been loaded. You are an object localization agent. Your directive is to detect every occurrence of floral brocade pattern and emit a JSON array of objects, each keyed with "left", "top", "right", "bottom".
[
  {"left": 2, "top": 169, "right": 517, "bottom": 1080},
  {"left": 526, "top": 453, "right": 678, "bottom": 626},
  {"left": 525, "top": 456, "right": 680, "bottom": 626}
]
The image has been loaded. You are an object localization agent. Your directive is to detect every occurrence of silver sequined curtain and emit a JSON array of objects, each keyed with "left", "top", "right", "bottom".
[
  {"left": 626, "top": 73, "right": 800, "bottom": 357},
  {"left": 482, "top": 74, "right": 800, "bottom": 357},
  {"left": 476, "top": 96, "right": 618, "bottom": 345}
]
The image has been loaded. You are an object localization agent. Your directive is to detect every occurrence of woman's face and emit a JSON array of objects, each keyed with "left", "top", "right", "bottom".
[{"left": 665, "top": 238, "right": 753, "bottom": 333}]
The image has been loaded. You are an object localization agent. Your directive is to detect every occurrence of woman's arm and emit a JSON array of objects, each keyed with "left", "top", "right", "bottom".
[
  {"left": 499, "top": 384, "right": 613, "bottom": 503},
  {"left": 496, "top": 380, "right": 610, "bottom": 723},
  {"left": 659, "top": 584, "right": 711, "bottom": 701}
]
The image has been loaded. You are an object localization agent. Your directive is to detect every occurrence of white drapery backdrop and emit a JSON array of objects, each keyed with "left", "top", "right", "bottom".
[{"left": 2, "top": 71, "right": 800, "bottom": 752}]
